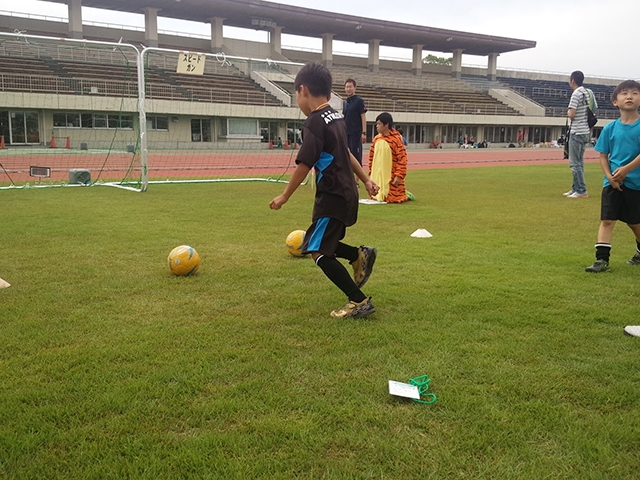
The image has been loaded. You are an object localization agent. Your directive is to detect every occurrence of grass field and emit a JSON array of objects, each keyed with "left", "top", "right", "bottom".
[{"left": 1, "top": 162, "right": 639, "bottom": 479}]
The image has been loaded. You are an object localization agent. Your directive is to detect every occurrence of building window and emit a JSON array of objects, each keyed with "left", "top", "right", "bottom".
[
  {"left": 147, "top": 116, "right": 169, "bottom": 131},
  {"left": 53, "top": 112, "right": 133, "bottom": 129}
]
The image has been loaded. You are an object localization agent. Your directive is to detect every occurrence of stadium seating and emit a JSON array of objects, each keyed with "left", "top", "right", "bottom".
[
  {"left": 327, "top": 64, "right": 520, "bottom": 115},
  {"left": 496, "top": 76, "right": 618, "bottom": 119},
  {"left": 0, "top": 48, "right": 283, "bottom": 107}
]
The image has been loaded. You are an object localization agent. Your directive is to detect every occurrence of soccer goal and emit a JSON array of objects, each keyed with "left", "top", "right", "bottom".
[
  {"left": 0, "top": 32, "right": 307, "bottom": 191},
  {"left": 0, "top": 32, "right": 145, "bottom": 191}
]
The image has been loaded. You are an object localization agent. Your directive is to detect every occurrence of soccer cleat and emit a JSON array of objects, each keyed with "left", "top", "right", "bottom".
[
  {"left": 563, "top": 190, "right": 574, "bottom": 196},
  {"left": 626, "top": 251, "right": 640, "bottom": 265},
  {"left": 567, "top": 192, "right": 588, "bottom": 198},
  {"left": 585, "top": 259, "right": 610, "bottom": 273},
  {"left": 352, "top": 246, "right": 377, "bottom": 288},
  {"left": 623, "top": 326, "right": 640, "bottom": 337},
  {"left": 330, "top": 297, "right": 376, "bottom": 318}
]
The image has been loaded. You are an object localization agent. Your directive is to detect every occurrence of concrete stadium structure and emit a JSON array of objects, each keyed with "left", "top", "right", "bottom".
[{"left": 0, "top": 0, "right": 623, "bottom": 149}]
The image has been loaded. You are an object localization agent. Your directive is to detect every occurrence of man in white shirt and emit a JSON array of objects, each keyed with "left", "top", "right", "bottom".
[{"left": 565, "top": 70, "right": 591, "bottom": 198}]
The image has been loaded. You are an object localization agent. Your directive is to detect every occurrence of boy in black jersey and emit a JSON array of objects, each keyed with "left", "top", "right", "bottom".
[{"left": 269, "top": 62, "right": 380, "bottom": 318}]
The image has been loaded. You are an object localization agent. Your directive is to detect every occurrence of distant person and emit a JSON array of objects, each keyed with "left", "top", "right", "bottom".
[
  {"left": 368, "top": 112, "right": 409, "bottom": 204},
  {"left": 276, "top": 136, "right": 283, "bottom": 148},
  {"left": 269, "top": 62, "right": 380, "bottom": 318},
  {"left": 564, "top": 70, "right": 591, "bottom": 199},
  {"left": 343, "top": 78, "right": 368, "bottom": 165},
  {"left": 517, "top": 130, "right": 524, "bottom": 147},
  {"left": 397, "top": 128, "right": 408, "bottom": 146},
  {"left": 584, "top": 80, "right": 640, "bottom": 273},
  {"left": 557, "top": 133, "right": 566, "bottom": 146},
  {"left": 429, "top": 138, "right": 442, "bottom": 149}
]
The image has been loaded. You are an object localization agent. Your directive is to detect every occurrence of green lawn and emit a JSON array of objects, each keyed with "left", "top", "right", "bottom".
[{"left": 1, "top": 163, "right": 638, "bottom": 479}]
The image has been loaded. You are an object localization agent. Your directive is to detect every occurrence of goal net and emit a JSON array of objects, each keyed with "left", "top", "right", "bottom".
[
  {"left": 140, "top": 47, "right": 304, "bottom": 187},
  {"left": 0, "top": 32, "right": 144, "bottom": 191},
  {"left": 0, "top": 33, "right": 307, "bottom": 191}
]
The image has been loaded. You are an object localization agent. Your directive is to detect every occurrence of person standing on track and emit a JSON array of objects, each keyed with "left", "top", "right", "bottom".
[{"left": 343, "top": 78, "right": 368, "bottom": 166}]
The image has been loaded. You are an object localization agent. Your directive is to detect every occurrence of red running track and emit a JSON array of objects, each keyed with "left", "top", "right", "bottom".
[{"left": 0, "top": 147, "right": 599, "bottom": 183}]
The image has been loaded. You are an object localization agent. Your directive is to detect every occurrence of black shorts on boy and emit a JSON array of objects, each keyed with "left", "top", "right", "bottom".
[{"left": 600, "top": 185, "right": 640, "bottom": 225}]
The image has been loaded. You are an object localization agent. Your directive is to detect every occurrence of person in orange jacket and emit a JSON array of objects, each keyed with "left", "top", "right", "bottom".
[{"left": 368, "top": 112, "right": 409, "bottom": 203}]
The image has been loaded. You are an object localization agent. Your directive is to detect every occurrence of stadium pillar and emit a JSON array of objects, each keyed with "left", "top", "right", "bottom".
[
  {"left": 368, "top": 39, "right": 381, "bottom": 73},
  {"left": 321, "top": 33, "right": 334, "bottom": 68},
  {"left": 451, "top": 49, "right": 464, "bottom": 79},
  {"left": 208, "top": 17, "right": 225, "bottom": 53},
  {"left": 487, "top": 53, "right": 499, "bottom": 81},
  {"left": 142, "top": 7, "right": 160, "bottom": 48},
  {"left": 269, "top": 26, "right": 283, "bottom": 56},
  {"left": 411, "top": 44, "right": 423, "bottom": 76},
  {"left": 67, "top": 0, "right": 83, "bottom": 39}
]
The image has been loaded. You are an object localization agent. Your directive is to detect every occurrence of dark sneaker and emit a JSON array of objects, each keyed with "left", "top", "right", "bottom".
[
  {"left": 352, "top": 246, "right": 377, "bottom": 288},
  {"left": 585, "top": 259, "right": 610, "bottom": 273},
  {"left": 626, "top": 252, "right": 640, "bottom": 265},
  {"left": 330, "top": 297, "right": 376, "bottom": 318}
]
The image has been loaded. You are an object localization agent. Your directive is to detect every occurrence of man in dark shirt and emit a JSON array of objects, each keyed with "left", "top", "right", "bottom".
[{"left": 343, "top": 78, "right": 368, "bottom": 165}]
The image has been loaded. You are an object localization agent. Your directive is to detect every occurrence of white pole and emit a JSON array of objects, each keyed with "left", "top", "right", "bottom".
[{"left": 138, "top": 47, "right": 149, "bottom": 192}]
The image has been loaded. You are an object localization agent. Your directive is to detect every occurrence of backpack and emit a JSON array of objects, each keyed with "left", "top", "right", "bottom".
[{"left": 584, "top": 88, "right": 598, "bottom": 129}]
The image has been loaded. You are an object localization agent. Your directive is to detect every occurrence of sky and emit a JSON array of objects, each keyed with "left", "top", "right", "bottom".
[{"left": 5, "top": 0, "right": 639, "bottom": 80}]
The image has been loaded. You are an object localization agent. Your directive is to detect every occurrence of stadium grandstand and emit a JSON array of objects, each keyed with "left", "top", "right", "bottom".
[{"left": 0, "top": 0, "right": 623, "bottom": 151}]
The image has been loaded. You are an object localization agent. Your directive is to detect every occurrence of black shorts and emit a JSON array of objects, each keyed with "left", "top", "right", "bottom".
[
  {"left": 601, "top": 185, "right": 640, "bottom": 224},
  {"left": 302, "top": 217, "right": 346, "bottom": 257}
]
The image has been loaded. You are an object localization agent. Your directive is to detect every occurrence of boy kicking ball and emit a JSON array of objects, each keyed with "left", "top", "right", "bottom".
[
  {"left": 585, "top": 80, "right": 640, "bottom": 273},
  {"left": 269, "top": 62, "right": 380, "bottom": 318}
]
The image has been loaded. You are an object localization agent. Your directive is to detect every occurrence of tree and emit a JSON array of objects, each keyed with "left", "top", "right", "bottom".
[{"left": 423, "top": 54, "right": 452, "bottom": 66}]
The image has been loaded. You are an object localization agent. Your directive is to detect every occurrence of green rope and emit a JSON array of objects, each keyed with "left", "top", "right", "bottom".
[{"left": 409, "top": 375, "right": 437, "bottom": 404}]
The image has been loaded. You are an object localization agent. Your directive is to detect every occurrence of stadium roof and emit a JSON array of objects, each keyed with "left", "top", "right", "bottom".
[{"left": 47, "top": 0, "right": 536, "bottom": 56}]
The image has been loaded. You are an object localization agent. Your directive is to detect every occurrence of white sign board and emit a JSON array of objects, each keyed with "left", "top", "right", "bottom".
[
  {"left": 177, "top": 52, "right": 205, "bottom": 75},
  {"left": 388, "top": 380, "right": 420, "bottom": 399}
]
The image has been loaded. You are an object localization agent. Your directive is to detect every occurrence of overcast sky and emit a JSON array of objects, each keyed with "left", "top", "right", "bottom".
[{"left": 7, "top": 0, "right": 639, "bottom": 80}]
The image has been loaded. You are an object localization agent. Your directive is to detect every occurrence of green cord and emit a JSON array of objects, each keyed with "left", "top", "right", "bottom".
[{"left": 409, "top": 375, "right": 437, "bottom": 404}]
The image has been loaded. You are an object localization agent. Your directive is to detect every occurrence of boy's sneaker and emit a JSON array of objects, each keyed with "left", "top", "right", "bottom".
[
  {"left": 623, "top": 326, "right": 640, "bottom": 337},
  {"left": 330, "top": 297, "right": 376, "bottom": 318},
  {"left": 563, "top": 190, "right": 574, "bottom": 196},
  {"left": 626, "top": 252, "right": 640, "bottom": 265},
  {"left": 352, "top": 246, "right": 377, "bottom": 288},
  {"left": 567, "top": 192, "right": 588, "bottom": 198},
  {"left": 585, "top": 259, "right": 610, "bottom": 273}
]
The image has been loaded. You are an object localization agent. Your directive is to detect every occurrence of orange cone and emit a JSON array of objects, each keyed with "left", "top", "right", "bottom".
[
  {"left": 285, "top": 141, "right": 290, "bottom": 150},
  {"left": 269, "top": 140, "right": 273, "bottom": 150},
  {"left": 0, "top": 136, "right": 5, "bottom": 149},
  {"left": 65, "top": 137, "right": 71, "bottom": 149},
  {"left": 50, "top": 136, "right": 56, "bottom": 148}
]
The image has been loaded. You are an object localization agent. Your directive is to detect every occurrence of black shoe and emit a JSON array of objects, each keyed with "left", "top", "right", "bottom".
[
  {"left": 585, "top": 259, "right": 610, "bottom": 273},
  {"left": 626, "top": 252, "right": 640, "bottom": 265},
  {"left": 330, "top": 297, "right": 376, "bottom": 318},
  {"left": 352, "top": 246, "right": 377, "bottom": 288}
]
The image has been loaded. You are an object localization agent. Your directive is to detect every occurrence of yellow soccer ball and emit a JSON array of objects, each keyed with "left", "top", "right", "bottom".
[
  {"left": 285, "top": 230, "right": 306, "bottom": 257},
  {"left": 167, "top": 245, "right": 201, "bottom": 276}
]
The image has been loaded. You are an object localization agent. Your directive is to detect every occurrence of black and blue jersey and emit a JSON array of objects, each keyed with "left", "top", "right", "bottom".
[{"left": 295, "top": 104, "right": 358, "bottom": 226}]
